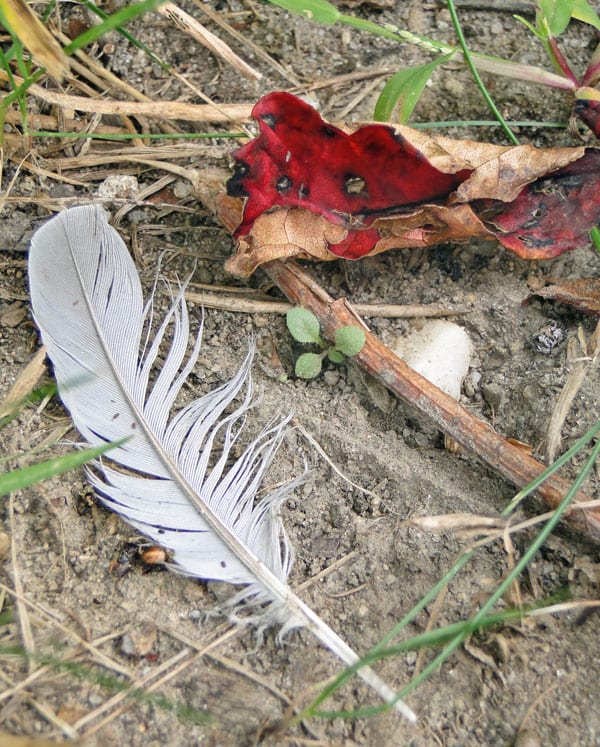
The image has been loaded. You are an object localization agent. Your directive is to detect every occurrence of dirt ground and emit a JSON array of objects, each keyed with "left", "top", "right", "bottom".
[{"left": 1, "top": 1, "right": 600, "bottom": 745}]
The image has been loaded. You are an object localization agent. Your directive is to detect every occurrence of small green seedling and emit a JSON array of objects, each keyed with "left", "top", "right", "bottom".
[{"left": 286, "top": 307, "right": 366, "bottom": 379}]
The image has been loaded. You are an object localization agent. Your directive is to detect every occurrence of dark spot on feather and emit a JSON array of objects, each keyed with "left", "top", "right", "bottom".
[
  {"left": 221, "top": 560, "right": 226, "bottom": 568},
  {"left": 112, "top": 413, "right": 119, "bottom": 420},
  {"left": 298, "top": 183, "right": 309, "bottom": 199},
  {"left": 321, "top": 124, "right": 338, "bottom": 138}
]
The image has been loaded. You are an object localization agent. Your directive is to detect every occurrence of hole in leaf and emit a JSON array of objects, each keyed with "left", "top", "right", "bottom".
[
  {"left": 259, "top": 112, "right": 276, "bottom": 129},
  {"left": 344, "top": 175, "right": 367, "bottom": 195},
  {"left": 277, "top": 175, "right": 292, "bottom": 194}
]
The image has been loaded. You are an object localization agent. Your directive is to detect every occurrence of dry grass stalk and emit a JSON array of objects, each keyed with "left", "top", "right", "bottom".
[
  {"left": 0, "top": 348, "right": 47, "bottom": 420},
  {"left": 545, "top": 321, "right": 600, "bottom": 463},
  {"left": 5, "top": 77, "right": 253, "bottom": 123},
  {"left": 192, "top": 0, "right": 302, "bottom": 87},
  {"left": 75, "top": 648, "right": 200, "bottom": 735},
  {"left": 0, "top": 731, "right": 80, "bottom": 746},
  {"left": 184, "top": 289, "right": 467, "bottom": 318},
  {"left": 158, "top": 3, "right": 261, "bottom": 81},
  {"left": 8, "top": 496, "right": 36, "bottom": 674},
  {"left": 0, "top": 583, "right": 134, "bottom": 678}
]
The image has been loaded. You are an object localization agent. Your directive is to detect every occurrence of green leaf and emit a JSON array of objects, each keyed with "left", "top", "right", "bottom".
[
  {"left": 539, "top": 0, "right": 576, "bottom": 36},
  {"left": 590, "top": 225, "right": 600, "bottom": 256},
  {"left": 374, "top": 54, "right": 453, "bottom": 123},
  {"left": 513, "top": 14, "right": 543, "bottom": 39},
  {"left": 327, "top": 349, "right": 345, "bottom": 364},
  {"left": 0, "top": 440, "right": 125, "bottom": 496},
  {"left": 286, "top": 307, "right": 321, "bottom": 344},
  {"left": 295, "top": 353, "right": 323, "bottom": 379},
  {"left": 267, "top": 0, "right": 341, "bottom": 25},
  {"left": 334, "top": 325, "right": 366, "bottom": 357},
  {"left": 572, "top": 0, "right": 600, "bottom": 32}
]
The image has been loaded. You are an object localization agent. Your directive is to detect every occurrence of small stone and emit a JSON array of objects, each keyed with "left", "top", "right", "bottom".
[
  {"left": 533, "top": 319, "right": 567, "bottom": 355},
  {"left": 514, "top": 730, "right": 542, "bottom": 747},
  {"left": 392, "top": 320, "right": 472, "bottom": 400},
  {"left": 120, "top": 622, "right": 157, "bottom": 657},
  {"left": 323, "top": 370, "right": 340, "bottom": 387},
  {"left": 481, "top": 382, "right": 505, "bottom": 412},
  {"left": 173, "top": 179, "right": 192, "bottom": 198},
  {"left": 96, "top": 174, "right": 139, "bottom": 199}
]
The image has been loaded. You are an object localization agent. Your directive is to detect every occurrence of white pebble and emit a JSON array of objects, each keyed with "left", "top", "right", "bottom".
[{"left": 392, "top": 320, "right": 473, "bottom": 400}]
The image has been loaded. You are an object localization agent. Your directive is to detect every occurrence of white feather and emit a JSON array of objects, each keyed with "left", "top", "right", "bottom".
[{"left": 28, "top": 205, "right": 415, "bottom": 721}]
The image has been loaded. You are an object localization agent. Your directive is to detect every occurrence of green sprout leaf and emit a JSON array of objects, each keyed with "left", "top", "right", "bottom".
[
  {"left": 572, "top": 0, "right": 600, "bottom": 32},
  {"left": 327, "top": 349, "right": 345, "bottom": 364},
  {"left": 334, "top": 325, "right": 366, "bottom": 357},
  {"left": 539, "top": 0, "right": 577, "bottom": 36},
  {"left": 286, "top": 307, "right": 322, "bottom": 344},
  {"left": 295, "top": 352, "right": 323, "bottom": 379},
  {"left": 374, "top": 55, "right": 454, "bottom": 123}
]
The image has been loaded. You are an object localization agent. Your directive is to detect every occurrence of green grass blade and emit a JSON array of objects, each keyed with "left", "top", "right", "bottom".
[
  {"left": 539, "top": 0, "right": 577, "bottom": 36},
  {"left": 374, "top": 54, "right": 454, "bottom": 123},
  {"left": 590, "top": 226, "right": 600, "bottom": 256},
  {"left": 78, "top": 0, "right": 170, "bottom": 72},
  {"left": 0, "top": 439, "right": 126, "bottom": 495},
  {"left": 504, "top": 418, "right": 600, "bottom": 513},
  {"left": 64, "top": 0, "right": 166, "bottom": 56},
  {"left": 267, "top": 0, "right": 341, "bottom": 24},
  {"left": 0, "top": 644, "right": 210, "bottom": 724},
  {"left": 446, "top": 0, "right": 519, "bottom": 144},
  {"left": 0, "top": 382, "right": 57, "bottom": 431}
]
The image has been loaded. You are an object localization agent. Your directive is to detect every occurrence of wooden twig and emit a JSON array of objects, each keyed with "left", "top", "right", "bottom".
[{"left": 264, "top": 259, "right": 600, "bottom": 541}]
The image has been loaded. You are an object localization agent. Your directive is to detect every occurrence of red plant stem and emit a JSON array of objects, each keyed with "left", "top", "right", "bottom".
[
  {"left": 265, "top": 259, "right": 600, "bottom": 541},
  {"left": 547, "top": 36, "right": 579, "bottom": 86},
  {"left": 582, "top": 41, "right": 600, "bottom": 86}
]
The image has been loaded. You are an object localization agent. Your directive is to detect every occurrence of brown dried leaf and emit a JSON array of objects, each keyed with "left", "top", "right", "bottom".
[
  {"left": 528, "top": 278, "right": 600, "bottom": 316},
  {"left": 224, "top": 208, "right": 345, "bottom": 277}
]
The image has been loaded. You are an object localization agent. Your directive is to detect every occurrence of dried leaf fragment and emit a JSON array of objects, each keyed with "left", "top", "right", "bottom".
[{"left": 527, "top": 278, "right": 600, "bottom": 316}]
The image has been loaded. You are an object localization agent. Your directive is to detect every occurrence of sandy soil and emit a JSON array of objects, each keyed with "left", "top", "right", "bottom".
[{"left": 1, "top": 1, "right": 599, "bottom": 745}]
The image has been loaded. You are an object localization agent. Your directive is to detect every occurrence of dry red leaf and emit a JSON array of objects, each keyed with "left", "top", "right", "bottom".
[
  {"left": 575, "top": 97, "right": 600, "bottom": 138},
  {"left": 221, "top": 92, "right": 600, "bottom": 276}
]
